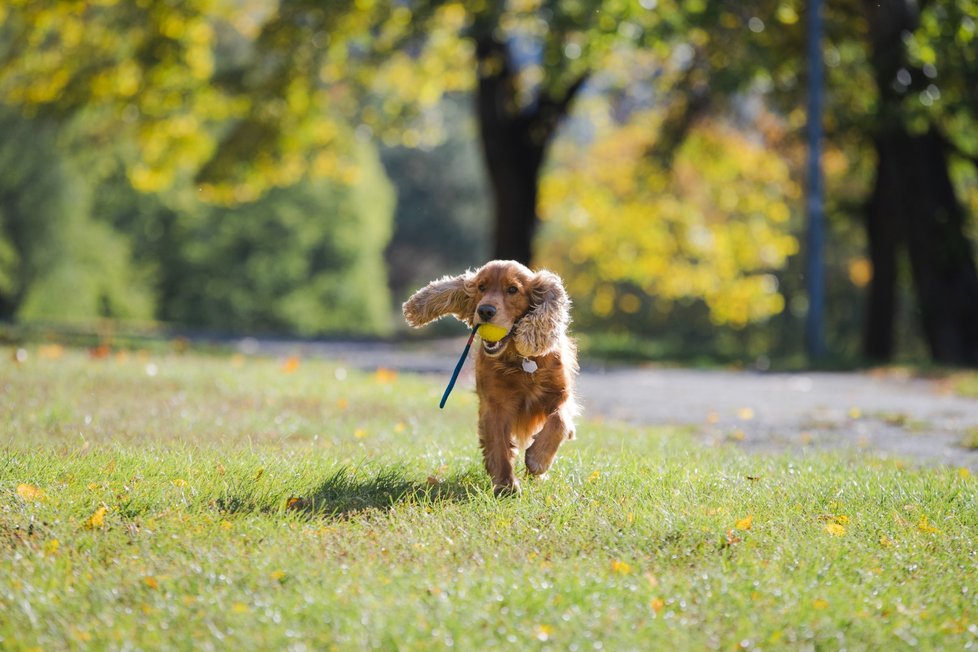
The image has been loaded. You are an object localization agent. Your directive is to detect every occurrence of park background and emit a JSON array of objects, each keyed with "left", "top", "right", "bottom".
[
  {"left": 1, "top": 0, "right": 977, "bottom": 366},
  {"left": 5, "top": 4, "right": 978, "bottom": 649}
]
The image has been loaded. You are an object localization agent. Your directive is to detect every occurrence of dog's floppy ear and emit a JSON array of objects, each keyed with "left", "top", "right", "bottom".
[
  {"left": 513, "top": 270, "right": 570, "bottom": 357},
  {"left": 403, "top": 271, "right": 476, "bottom": 328}
]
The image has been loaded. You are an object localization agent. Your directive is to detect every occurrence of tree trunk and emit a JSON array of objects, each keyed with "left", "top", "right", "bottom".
[
  {"left": 473, "top": 32, "right": 585, "bottom": 266},
  {"left": 900, "top": 130, "right": 978, "bottom": 363},
  {"left": 866, "top": 128, "right": 978, "bottom": 364},
  {"left": 862, "top": 139, "right": 900, "bottom": 361},
  {"left": 862, "top": 0, "right": 978, "bottom": 365}
]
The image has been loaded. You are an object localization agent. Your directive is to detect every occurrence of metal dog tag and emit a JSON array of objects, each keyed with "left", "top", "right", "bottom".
[{"left": 522, "top": 358, "right": 538, "bottom": 373}]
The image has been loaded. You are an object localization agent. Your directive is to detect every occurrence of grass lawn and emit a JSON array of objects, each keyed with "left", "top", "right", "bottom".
[{"left": 2, "top": 346, "right": 977, "bottom": 650}]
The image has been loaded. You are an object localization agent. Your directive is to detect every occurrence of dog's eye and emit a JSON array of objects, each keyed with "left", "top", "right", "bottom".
[
  {"left": 507, "top": 286, "right": 518, "bottom": 295},
  {"left": 478, "top": 284, "right": 487, "bottom": 292}
]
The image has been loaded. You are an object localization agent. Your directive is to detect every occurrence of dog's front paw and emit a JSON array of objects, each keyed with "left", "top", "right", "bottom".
[
  {"left": 524, "top": 448, "right": 554, "bottom": 477},
  {"left": 493, "top": 477, "right": 522, "bottom": 498}
]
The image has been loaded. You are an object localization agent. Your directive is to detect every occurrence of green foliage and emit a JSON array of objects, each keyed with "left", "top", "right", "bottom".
[
  {"left": 93, "top": 141, "right": 395, "bottom": 336},
  {"left": 904, "top": 0, "right": 978, "bottom": 139},
  {"left": 16, "top": 219, "right": 154, "bottom": 322},
  {"left": 1, "top": 2, "right": 398, "bottom": 335},
  {"left": 382, "top": 97, "right": 490, "bottom": 304},
  {"left": 3, "top": 349, "right": 978, "bottom": 648},
  {"left": 0, "top": 111, "right": 154, "bottom": 322}
]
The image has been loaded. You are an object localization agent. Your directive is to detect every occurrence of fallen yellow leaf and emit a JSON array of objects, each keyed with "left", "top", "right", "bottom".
[
  {"left": 143, "top": 576, "right": 159, "bottom": 589},
  {"left": 44, "top": 539, "right": 59, "bottom": 555},
  {"left": 737, "top": 407, "right": 755, "bottom": 420},
  {"left": 16, "top": 484, "right": 46, "bottom": 502},
  {"left": 611, "top": 560, "right": 632, "bottom": 575},
  {"left": 285, "top": 496, "right": 305, "bottom": 511},
  {"left": 650, "top": 598, "right": 665, "bottom": 614},
  {"left": 374, "top": 367, "right": 398, "bottom": 383},
  {"left": 813, "top": 598, "right": 830, "bottom": 610},
  {"left": 281, "top": 356, "right": 300, "bottom": 373},
  {"left": 588, "top": 470, "right": 600, "bottom": 482},
  {"left": 735, "top": 514, "right": 753, "bottom": 530},
  {"left": 917, "top": 516, "right": 941, "bottom": 534},
  {"left": 824, "top": 522, "right": 845, "bottom": 537},
  {"left": 38, "top": 344, "right": 64, "bottom": 359},
  {"left": 86, "top": 506, "right": 107, "bottom": 529}
]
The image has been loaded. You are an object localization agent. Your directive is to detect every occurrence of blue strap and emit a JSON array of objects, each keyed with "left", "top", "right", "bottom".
[{"left": 440, "top": 325, "right": 478, "bottom": 409}]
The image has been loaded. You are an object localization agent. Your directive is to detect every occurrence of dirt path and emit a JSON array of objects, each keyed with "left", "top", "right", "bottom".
[{"left": 243, "top": 338, "right": 978, "bottom": 470}]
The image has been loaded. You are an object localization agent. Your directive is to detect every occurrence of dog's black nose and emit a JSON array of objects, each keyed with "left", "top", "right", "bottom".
[{"left": 477, "top": 304, "right": 497, "bottom": 322}]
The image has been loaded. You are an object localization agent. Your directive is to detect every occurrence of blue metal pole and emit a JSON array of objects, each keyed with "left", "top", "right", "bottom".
[{"left": 805, "top": 0, "right": 826, "bottom": 360}]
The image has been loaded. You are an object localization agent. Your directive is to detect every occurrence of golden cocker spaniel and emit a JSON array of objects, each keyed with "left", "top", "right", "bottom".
[{"left": 403, "top": 260, "right": 578, "bottom": 495}]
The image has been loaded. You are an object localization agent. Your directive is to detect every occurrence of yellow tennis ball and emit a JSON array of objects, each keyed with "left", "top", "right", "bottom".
[{"left": 477, "top": 323, "right": 509, "bottom": 342}]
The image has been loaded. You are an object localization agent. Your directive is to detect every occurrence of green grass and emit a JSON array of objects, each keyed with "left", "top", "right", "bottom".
[{"left": 2, "top": 348, "right": 977, "bottom": 650}]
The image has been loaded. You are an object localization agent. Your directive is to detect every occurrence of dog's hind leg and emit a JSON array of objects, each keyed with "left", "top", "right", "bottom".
[{"left": 524, "top": 409, "right": 573, "bottom": 477}]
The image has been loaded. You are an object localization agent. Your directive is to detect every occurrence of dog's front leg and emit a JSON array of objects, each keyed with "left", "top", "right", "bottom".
[
  {"left": 525, "top": 409, "right": 574, "bottom": 477},
  {"left": 478, "top": 409, "right": 520, "bottom": 496}
]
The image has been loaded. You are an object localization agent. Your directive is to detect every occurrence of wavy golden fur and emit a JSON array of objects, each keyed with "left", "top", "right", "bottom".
[{"left": 403, "top": 260, "right": 578, "bottom": 495}]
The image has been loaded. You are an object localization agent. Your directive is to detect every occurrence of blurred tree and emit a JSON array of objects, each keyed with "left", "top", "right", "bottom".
[
  {"left": 606, "top": 0, "right": 978, "bottom": 364},
  {"left": 0, "top": 0, "right": 395, "bottom": 334},
  {"left": 181, "top": 141, "right": 395, "bottom": 336},
  {"left": 4, "top": 0, "right": 976, "bottom": 362},
  {"left": 94, "top": 141, "right": 395, "bottom": 336},
  {"left": 0, "top": 111, "right": 153, "bottom": 322},
  {"left": 193, "top": 0, "right": 652, "bottom": 262},
  {"left": 540, "top": 103, "right": 799, "bottom": 331},
  {"left": 0, "top": 0, "right": 241, "bottom": 193},
  {"left": 381, "top": 97, "right": 491, "bottom": 304}
]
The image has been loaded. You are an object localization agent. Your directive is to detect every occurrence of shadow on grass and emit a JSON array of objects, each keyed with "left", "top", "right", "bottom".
[
  {"left": 296, "top": 466, "right": 487, "bottom": 518},
  {"left": 217, "top": 466, "right": 487, "bottom": 520}
]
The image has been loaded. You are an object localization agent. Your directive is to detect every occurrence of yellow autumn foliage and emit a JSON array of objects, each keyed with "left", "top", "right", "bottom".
[{"left": 539, "top": 107, "right": 799, "bottom": 329}]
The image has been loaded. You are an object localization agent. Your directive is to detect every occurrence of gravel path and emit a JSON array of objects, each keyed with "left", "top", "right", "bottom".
[
  {"left": 239, "top": 337, "right": 978, "bottom": 470},
  {"left": 580, "top": 367, "right": 978, "bottom": 470}
]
